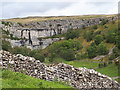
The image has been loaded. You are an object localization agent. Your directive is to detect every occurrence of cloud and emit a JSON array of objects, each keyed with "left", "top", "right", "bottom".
[{"left": 1, "top": 0, "right": 119, "bottom": 19}]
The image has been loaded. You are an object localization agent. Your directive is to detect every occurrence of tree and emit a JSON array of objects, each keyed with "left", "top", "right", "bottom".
[
  {"left": 93, "top": 25, "right": 98, "bottom": 29},
  {"left": 2, "top": 40, "right": 12, "bottom": 52},
  {"left": 65, "top": 29, "right": 79, "bottom": 40},
  {"left": 34, "top": 53, "right": 45, "bottom": 62},
  {"left": 116, "top": 35, "right": 120, "bottom": 49},
  {"left": 83, "top": 30, "right": 94, "bottom": 42},
  {"left": 59, "top": 49, "right": 75, "bottom": 61},
  {"left": 94, "top": 35, "right": 103, "bottom": 45},
  {"left": 86, "top": 46, "right": 97, "bottom": 58},
  {"left": 97, "top": 42, "right": 109, "bottom": 55}
]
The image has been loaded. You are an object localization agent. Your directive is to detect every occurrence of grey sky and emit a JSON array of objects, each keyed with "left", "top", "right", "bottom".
[{"left": 0, "top": 0, "right": 119, "bottom": 19}]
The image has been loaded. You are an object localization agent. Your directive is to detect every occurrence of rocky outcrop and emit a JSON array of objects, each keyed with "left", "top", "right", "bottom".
[
  {"left": 1, "top": 50, "right": 120, "bottom": 89},
  {"left": 1, "top": 16, "right": 118, "bottom": 49}
]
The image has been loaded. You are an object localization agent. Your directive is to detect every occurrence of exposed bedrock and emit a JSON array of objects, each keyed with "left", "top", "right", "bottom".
[{"left": 1, "top": 16, "right": 118, "bottom": 49}]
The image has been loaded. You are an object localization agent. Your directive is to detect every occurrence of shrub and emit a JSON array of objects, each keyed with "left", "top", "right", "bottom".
[
  {"left": 97, "top": 42, "right": 109, "bottom": 55},
  {"left": 2, "top": 40, "right": 12, "bottom": 51},
  {"left": 59, "top": 49, "right": 75, "bottom": 61},
  {"left": 13, "top": 46, "right": 31, "bottom": 56},
  {"left": 93, "top": 25, "right": 98, "bottom": 29},
  {"left": 94, "top": 35, "right": 103, "bottom": 45},
  {"left": 100, "top": 19, "right": 108, "bottom": 25},
  {"left": 82, "top": 25, "right": 86, "bottom": 29},
  {"left": 17, "top": 22, "right": 23, "bottom": 27},
  {"left": 65, "top": 29, "right": 79, "bottom": 40},
  {"left": 116, "top": 35, "right": 120, "bottom": 49},
  {"left": 76, "top": 53, "right": 87, "bottom": 60},
  {"left": 86, "top": 45, "right": 97, "bottom": 58},
  {"left": 83, "top": 30, "right": 94, "bottom": 42},
  {"left": 34, "top": 53, "right": 45, "bottom": 62}
]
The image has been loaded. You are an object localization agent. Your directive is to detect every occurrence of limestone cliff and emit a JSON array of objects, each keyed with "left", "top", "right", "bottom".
[{"left": 1, "top": 16, "right": 118, "bottom": 49}]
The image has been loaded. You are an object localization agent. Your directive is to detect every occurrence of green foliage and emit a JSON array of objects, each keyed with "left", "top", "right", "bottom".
[
  {"left": 48, "top": 39, "right": 83, "bottom": 61},
  {"left": 2, "top": 40, "right": 12, "bottom": 52},
  {"left": 97, "top": 42, "right": 109, "bottom": 55},
  {"left": 87, "top": 42, "right": 108, "bottom": 58},
  {"left": 93, "top": 25, "right": 98, "bottom": 29},
  {"left": 115, "top": 35, "right": 120, "bottom": 49},
  {"left": 100, "top": 19, "right": 108, "bottom": 25},
  {"left": 17, "top": 22, "right": 23, "bottom": 27},
  {"left": 65, "top": 29, "right": 79, "bottom": 40},
  {"left": 104, "top": 25, "right": 108, "bottom": 28},
  {"left": 49, "top": 53, "right": 56, "bottom": 62},
  {"left": 13, "top": 46, "right": 31, "bottom": 56},
  {"left": 83, "top": 30, "right": 94, "bottom": 42},
  {"left": 2, "top": 70, "right": 72, "bottom": 88},
  {"left": 59, "top": 48, "right": 75, "bottom": 61},
  {"left": 1, "top": 21, "right": 13, "bottom": 26},
  {"left": 76, "top": 53, "right": 87, "bottom": 60},
  {"left": 112, "top": 21, "right": 115, "bottom": 24},
  {"left": 86, "top": 45, "right": 97, "bottom": 58},
  {"left": 94, "top": 35, "right": 103, "bottom": 45},
  {"left": 34, "top": 53, "right": 45, "bottom": 62},
  {"left": 82, "top": 25, "right": 86, "bottom": 29},
  {"left": 95, "top": 31, "right": 101, "bottom": 35},
  {"left": 105, "top": 30, "right": 117, "bottom": 43},
  {"left": 2, "top": 29, "right": 10, "bottom": 35},
  {"left": 29, "top": 49, "right": 45, "bottom": 62},
  {"left": 109, "top": 47, "right": 119, "bottom": 60}
]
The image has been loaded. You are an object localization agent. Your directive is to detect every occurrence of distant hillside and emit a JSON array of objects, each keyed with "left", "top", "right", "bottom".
[{"left": 2, "top": 14, "right": 116, "bottom": 24}]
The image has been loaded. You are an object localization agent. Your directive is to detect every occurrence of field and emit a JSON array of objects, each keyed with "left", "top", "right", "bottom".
[{"left": 2, "top": 69, "right": 72, "bottom": 88}]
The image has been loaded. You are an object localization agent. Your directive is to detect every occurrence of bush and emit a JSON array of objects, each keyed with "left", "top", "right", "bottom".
[
  {"left": 65, "top": 29, "right": 79, "bottom": 40},
  {"left": 94, "top": 35, "right": 103, "bottom": 45},
  {"left": 76, "top": 53, "right": 87, "bottom": 60},
  {"left": 29, "top": 49, "right": 45, "bottom": 62},
  {"left": 17, "top": 22, "right": 23, "bottom": 27},
  {"left": 100, "top": 19, "right": 108, "bottom": 25},
  {"left": 59, "top": 49, "right": 75, "bottom": 61},
  {"left": 106, "top": 32, "right": 117, "bottom": 43},
  {"left": 95, "top": 31, "right": 101, "bottom": 35},
  {"left": 86, "top": 45, "right": 97, "bottom": 58},
  {"left": 93, "top": 25, "right": 98, "bottom": 29},
  {"left": 116, "top": 35, "right": 120, "bottom": 49},
  {"left": 13, "top": 46, "right": 31, "bottom": 56},
  {"left": 83, "top": 30, "right": 94, "bottom": 42},
  {"left": 2, "top": 40, "right": 12, "bottom": 51},
  {"left": 34, "top": 53, "right": 45, "bottom": 62},
  {"left": 82, "top": 25, "right": 86, "bottom": 29},
  {"left": 97, "top": 42, "right": 109, "bottom": 55},
  {"left": 47, "top": 39, "right": 83, "bottom": 61}
]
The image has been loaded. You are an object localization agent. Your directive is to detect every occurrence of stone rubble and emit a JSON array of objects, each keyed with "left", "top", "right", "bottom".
[
  {"left": 1, "top": 50, "right": 120, "bottom": 89},
  {"left": 1, "top": 16, "right": 118, "bottom": 49}
]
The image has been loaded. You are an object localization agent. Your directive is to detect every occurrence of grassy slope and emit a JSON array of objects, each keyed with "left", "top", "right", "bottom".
[
  {"left": 2, "top": 70, "right": 72, "bottom": 88},
  {"left": 2, "top": 14, "right": 116, "bottom": 24}
]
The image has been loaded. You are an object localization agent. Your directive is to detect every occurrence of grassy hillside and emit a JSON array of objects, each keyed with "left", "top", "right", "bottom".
[
  {"left": 2, "top": 14, "right": 116, "bottom": 24},
  {"left": 2, "top": 69, "right": 72, "bottom": 88}
]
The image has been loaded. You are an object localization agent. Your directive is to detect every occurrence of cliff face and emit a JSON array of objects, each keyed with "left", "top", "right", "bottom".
[
  {"left": 1, "top": 50, "right": 120, "bottom": 89},
  {"left": 1, "top": 16, "right": 118, "bottom": 49}
]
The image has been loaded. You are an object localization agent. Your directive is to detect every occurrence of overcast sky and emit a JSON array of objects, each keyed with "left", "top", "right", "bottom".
[{"left": 0, "top": 0, "right": 119, "bottom": 19}]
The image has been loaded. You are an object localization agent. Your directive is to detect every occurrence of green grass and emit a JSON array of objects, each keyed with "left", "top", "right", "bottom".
[
  {"left": 96, "top": 63, "right": 120, "bottom": 77},
  {"left": 115, "top": 78, "right": 120, "bottom": 83},
  {"left": 63, "top": 60, "right": 99, "bottom": 69},
  {"left": 2, "top": 69, "right": 72, "bottom": 88}
]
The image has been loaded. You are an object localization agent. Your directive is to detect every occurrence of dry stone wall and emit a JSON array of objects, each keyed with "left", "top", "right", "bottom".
[
  {"left": 1, "top": 16, "right": 118, "bottom": 49},
  {"left": 1, "top": 50, "right": 120, "bottom": 89}
]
